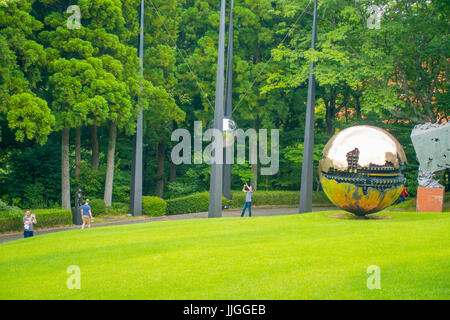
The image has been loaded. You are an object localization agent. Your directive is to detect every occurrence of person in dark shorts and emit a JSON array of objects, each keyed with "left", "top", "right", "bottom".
[
  {"left": 81, "top": 199, "right": 93, "bottom": 229},
  {"left": 241, "top": 183, "right": 253, "bottom": 217},
  {"left": 23, "top": 209, "right": 37, "bottom": 238}
]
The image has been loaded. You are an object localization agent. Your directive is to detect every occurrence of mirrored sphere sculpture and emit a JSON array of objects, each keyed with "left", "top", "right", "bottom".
[
  {"left": 222, "top": 117, "right": 237, "bottom": 148},
  {"left": 319, "top": 125, "right": 407, "bottom": 216},
  {"left": 208, "top": 118, "right": 237, "bottom": 148}
]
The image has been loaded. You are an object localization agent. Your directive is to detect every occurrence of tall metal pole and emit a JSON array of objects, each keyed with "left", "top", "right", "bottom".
[
  {"left": 208, "top": 0, "right": 227, "bottom": 218},
  {"left": 299, "top": 0, "right": 318, "bottom": 213},
  {"left": 223, "top": 0, "right": 234, "bottom": 201},
  {"left": 130, "top": 0, "right": 145, "bottom": 216}
]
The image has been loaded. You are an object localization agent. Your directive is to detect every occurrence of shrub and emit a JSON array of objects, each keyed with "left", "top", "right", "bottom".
[
  {"left": 229, "top": 191, "right": 296, "bottom": 208},
  {"left": 32, "top": 209, "right": 72, "bottom": 228},
  {"left": 142, "top": 197, "right": 167, "bottom": 217},
  {"left": 0, "top": 208, "right": 71, "bottom": 233},
  {"left": 166, "top": 192, "right": 209, "bottom": 215},
  {"left": 228, "top": 190, "right": 332, "bottom": 208},
  {"left": 165, "top": 192, "right": 231, "bottom": 215},
  {"left": 0, "top": 200, "right": 22, "bottom": 217},
  {"left": 0, "top": 200, "right": 10, "bottom": 212},
  {"left": 105, "top": 202, "right": 129, "bottom": 216},
  {"left": 0, "top": 215, "right": 23, "bottom": 232},
  {"left": 88, "top": 199, "right": 106, "bottom": 217},
  {"left": 312, "top": 192, "right": 333, "bottom": 206},
  {"left": 1, "top": 195, "right": 10, "bottom": 204},
  {"left": 12, "top": 197, "right": 21, "bottom": 207},
  {"left": 0, "top": 205, "right": 23, "bottom": 232}
]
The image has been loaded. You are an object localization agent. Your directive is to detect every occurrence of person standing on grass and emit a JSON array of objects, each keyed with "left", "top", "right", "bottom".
[
  {"left": 241, "top": 183, "right": 253, "bottom": 217},
  {"left": 399, "top": 186, "right": 409, "bottom": 203},
  {"left": 23, "top": 209, "right": 37, "bottom": 238},
  {"left": 81, "top": 199, "right": 93, "bottom": 229}
]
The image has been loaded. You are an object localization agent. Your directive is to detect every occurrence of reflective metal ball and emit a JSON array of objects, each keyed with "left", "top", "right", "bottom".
[
  {"left": 223, "top": 118, "right": 237, "bottom": 148},
  {"left": 208, "top": 118, "right": 237, "bottom": 148},
  {"left": 319, "top": 125, "right": 407, "bottom": 216}
]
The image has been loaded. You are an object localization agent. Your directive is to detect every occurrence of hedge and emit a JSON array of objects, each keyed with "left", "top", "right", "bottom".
[
  {"left": 0, "top": 209, "right": 72, "bottom": 233},
  {"left": 142, "top": 196, "right": 167, "bottom": 217},
  {"left": 164, "top": 191, "right": 332, "bottom": 215},
  {"left": 166, "top": 192, "right": 232, "bottom": 215},
  {"left": 228, "top": 191, "right": 332, "bottom": 208}
]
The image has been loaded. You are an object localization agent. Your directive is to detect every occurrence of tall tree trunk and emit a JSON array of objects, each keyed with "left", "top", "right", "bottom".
[
  {"left": 355, "top": 94, "right": 362, "bottom": 120},
  {"left": 251, "top": 163, "right": 258, "bottom": 190},
  {"left": 342, "top": 87, "right": 350, "bottom": 124},
  {"left": 345, "top": 105, "right": 348, "bottom": 124},
  {"left": 169, "top": 162, "right": 177, "bottom": 183},
  {"left": 75, "top": 127, "right": 81, "bottom": 180},
  {"left": 104, "top": 122, "right": 117, "bottom": 207},
  {"left": 325, "top": 106, "right": 335, "bottom": 136},
  {"left": 326, "top": 90, "right": 336, "bottom": 136},
  {"left": 61, "top": 128, "right": 71, "bottom": 210},
  {"left": 91, "top": 123, "right": 99, "bottom": 170},
  {"left": 250, "top": 117, "right": 259, "bottom": 190},
  {"left": 155, "top": 141, "right": 166, "bottom": 198}
]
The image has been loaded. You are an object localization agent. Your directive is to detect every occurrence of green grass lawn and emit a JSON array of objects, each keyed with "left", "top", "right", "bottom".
[{"left": 0, "top": 211, "right": 449, "bottom": 300}]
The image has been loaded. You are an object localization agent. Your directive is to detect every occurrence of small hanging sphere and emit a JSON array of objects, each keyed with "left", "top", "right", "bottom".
[{"left": 208, "top": 118, "right": 237, "bottom": 148}]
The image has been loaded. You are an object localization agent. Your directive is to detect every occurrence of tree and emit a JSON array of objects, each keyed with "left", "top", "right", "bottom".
[
  {"left": 264, "top": 0, "right": 449, "bottom": 134},
  {"left": 139, "top": 0, "right": 186, "bottom": 198},
  {"left": 0, "top": 0, "right": 54, "bottom": 145}
]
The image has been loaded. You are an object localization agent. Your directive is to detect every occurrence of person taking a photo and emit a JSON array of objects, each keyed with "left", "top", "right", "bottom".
[
  {"left": 23, "top": 209, "right": 37, "bottom": 238},
  {"left": 241, "top": 183, "right": 254, "bottom": 217}
]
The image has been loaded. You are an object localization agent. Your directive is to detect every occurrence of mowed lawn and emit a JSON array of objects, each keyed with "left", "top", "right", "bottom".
[{"left": 0, "top": 211, "right": 449, "bottom": 300}]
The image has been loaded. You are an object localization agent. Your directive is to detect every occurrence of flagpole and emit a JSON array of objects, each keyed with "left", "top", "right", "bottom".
[
  {"left": 299, "top": 0, "right": 318, "bottom": 213},
  {"left": 223, "top": 0, "right": 234, "bottom": 201},
  {"left": 130, "top": 0, "right": 145, "bottom": 216},
  {"left": 208, "top": 0, "right": 227, "bottom": 218}
]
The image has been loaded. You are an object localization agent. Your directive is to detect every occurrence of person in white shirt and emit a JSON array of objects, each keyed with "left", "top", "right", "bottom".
[{"left": 23, "top": 209, "right": 37, "bottom": 238}]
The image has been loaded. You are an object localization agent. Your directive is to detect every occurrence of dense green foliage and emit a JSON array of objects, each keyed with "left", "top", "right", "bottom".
[
  {"left": 0, "top": 207, "right": 71, "bottom": 232},
  {"left": 142, "top": 196, "right": 167, "bottom": 217},
  {"left": 0, "top": 199, "right": 21, "bottom": 214},
  {"left": 0, "top": 200, "right": 23, "bottom": 232},
  {"left": 0, "top": 0, "right": 448, "bottom": 208},
  {"left": 88, "top": 198, "right": 106, "bottom": 217},
  {"left": 1, "top": 211, "right": 448, "bottom": 299}
]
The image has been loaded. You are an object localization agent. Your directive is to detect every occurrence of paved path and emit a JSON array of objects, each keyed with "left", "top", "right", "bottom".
[{"left": 0, "top": 206, "right": 336, "bottom": 244}]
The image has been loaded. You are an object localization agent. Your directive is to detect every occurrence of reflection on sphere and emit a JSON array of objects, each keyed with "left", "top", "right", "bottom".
[{"left": 319, "top": 125, "right": 407, "bottom": 216}]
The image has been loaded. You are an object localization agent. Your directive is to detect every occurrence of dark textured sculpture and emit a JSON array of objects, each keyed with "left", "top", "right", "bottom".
[
  {"left": 319, "top": 125, "right": 407, "bottom": 216},
  {"left": 75, "top": 189, "right": 83, "bottom": 208}
]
